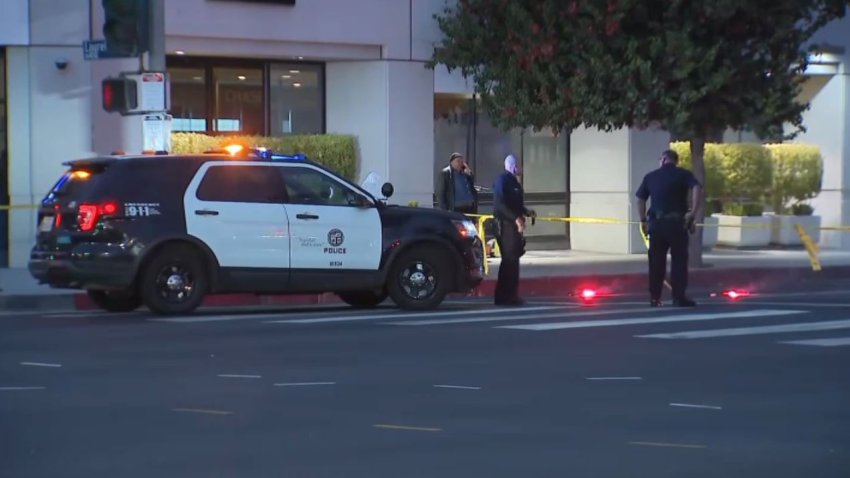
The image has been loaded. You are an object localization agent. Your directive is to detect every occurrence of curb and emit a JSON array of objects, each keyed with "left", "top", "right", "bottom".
[{"left": 2, "top": 265, "right": 849, "bottom": 313}]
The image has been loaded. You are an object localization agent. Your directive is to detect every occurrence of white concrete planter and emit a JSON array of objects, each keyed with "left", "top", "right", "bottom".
[
  {"left": 701, "top": 216, "right": 718, "bottom": 250},
  {"left": 714, "top": 214, "right": 772, "bottom": 247},
  {"left": 770, "top": 215, "right": 821, "bottom": 246}
]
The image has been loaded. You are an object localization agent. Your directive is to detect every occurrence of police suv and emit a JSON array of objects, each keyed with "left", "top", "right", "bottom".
[{"left": 28, "top": 147, "right": 484, "bottom": 315}]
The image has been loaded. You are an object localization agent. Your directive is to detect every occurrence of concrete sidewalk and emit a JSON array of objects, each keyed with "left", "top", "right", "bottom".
[{"left": 2, "top": 248, "right": 850, "bottom": 311}]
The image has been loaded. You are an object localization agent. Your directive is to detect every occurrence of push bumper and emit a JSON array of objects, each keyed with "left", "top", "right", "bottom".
[
  {"left": 28, "top": 243, "right": 137, "bottom": 290},
  {"left": 456, "top": 237, "right": 485, "bottom": 291}
]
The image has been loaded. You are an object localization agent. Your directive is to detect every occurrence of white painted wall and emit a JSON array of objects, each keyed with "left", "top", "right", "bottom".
[
  {"left": 569, "top": 126, "right": 669, "bottom": 253},
  {"left": 0, "top": 0, "right": 30, "bottom": 45},
  {"left": 798, "top": 16, "right": 850, "bottom": 249},
  {"left": 326, "top": 61, "right": 390, "bottom": 182},
  {"left": 6, "top": 44, "right": 96, "bottom": 267},
  {"left": 327, "top": 60, "right": 434, "bottom": 207},
  {"left": 386, "top": 60, "right": 436, "bottom": 207}
]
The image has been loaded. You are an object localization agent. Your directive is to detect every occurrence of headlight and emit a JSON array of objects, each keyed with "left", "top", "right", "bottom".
[{"left": 453, "top": 219, "right": 478, "bottom": 238}]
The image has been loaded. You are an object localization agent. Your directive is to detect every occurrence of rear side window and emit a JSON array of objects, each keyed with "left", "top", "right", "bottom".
[
  {"left": 42, "top": 169, "right": 108, "bottom": 205},
  {"left": 196, "top": 165, "right": 286, "bottom": 203}
]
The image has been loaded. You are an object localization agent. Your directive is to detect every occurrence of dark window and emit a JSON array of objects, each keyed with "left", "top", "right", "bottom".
[
  {"left": 197, "top": 165, "right": 286, "bottom": 203},
  {"left": 170, "top": 67, "right": 207, "bottom": 132},
  {"left": 166, "top": 56, "right": 326, "bottom": 136},
  {"left": 282, "top": 167, "right": 362, "bottom": 207},
  {"left": 213, "top": 66, "right": 264, "bottom": 134}
]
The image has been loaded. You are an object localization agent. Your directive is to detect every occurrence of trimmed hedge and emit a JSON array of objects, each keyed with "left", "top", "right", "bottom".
[
  {"left": 171, "top": 133, "right": 359, "bottom": 180},
  {"left": 716, "top": 143, "right": 773, "bottom": 211},
  {"left": 764, "top": 143, "right": 823, "bottom": 215},
  {"left": 671, "top": 141, "right": 771, "bottom": 215},
  {"left": 670, "top": 141, "right": 725, "bottom": 201}
]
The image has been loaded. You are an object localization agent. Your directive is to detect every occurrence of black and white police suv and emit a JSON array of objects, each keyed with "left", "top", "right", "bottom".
[{"left": 28, "top": 146, "right": 485, "bottom": 315}]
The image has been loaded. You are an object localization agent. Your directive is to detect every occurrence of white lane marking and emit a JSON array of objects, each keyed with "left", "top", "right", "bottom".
[
  {"left": 171, "top": 408, "right": 232, "bottom": 416},
  {"left": 267, "top": 306, "right": 564, "bottom": 324},
  {"left": 152, "top": 314, "right": 286, "bottom": 323},
  {"left": 433, "top": 384, "right": 481, "bottom": 390},
  {"left": 586, "top": 377, "right": 643, "bottom": 381},
  {"left": 499, "top": 309, "right": 805, "bottom": 331},
  {"left": 273, "top": 382, "right": 336, "bottom": 387},
  {"left": 20, "top": 362, "right": 62, "bottom": 368},
  {"left": 385, "top": 307, "right": 658, "bottom": 326},
  {"left": 742, "top": 301, "right": 850, "bottom": 308},
  {"left": 629, "top": 441, "right": 706, "bottom": 449},
  {"left": 637, "top": 319, "right": 850, "bottom": 339},
  {"left": 218, "top": 374, "right": 262, "bottom": 379},
  {"left": 778, "top": 337, "right": 850, "bottom": 347},
  {"left": 670, "top": 403, "right": 723, "bottom": 410},
  {"left": 0, "top": 386, "right": 46, "bottom": 391}
]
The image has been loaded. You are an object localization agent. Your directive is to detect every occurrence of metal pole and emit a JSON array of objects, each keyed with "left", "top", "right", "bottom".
[{"left": 148, "top": 0, "right": 166, "bottom": 71}]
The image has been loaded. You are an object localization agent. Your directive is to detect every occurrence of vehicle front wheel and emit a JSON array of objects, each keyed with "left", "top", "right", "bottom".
[
  {"left": 86, "top": 290, "right": 142, "bottom": 313},
  {"left": 386, "top": 246, "right": 451, "bottom": 310},
  {"left": 336, "top": 290, "right": 387, "bottom": 308},
  {"left": 139, "top": 245, "right": 208, "bottom": 315}
]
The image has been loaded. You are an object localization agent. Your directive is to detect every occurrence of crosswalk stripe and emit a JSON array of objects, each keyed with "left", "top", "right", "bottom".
[
  {"left": 636, "top": 319, "right": 850, "bottom": 339},
  {"left": 384, "top": 307, "right": 658, "bottom": 326},
  {"left": 266, "top": 306, "right": 565, "bottom": 324},
  {"left": 778, "top": 337, "right": 850, "bottom": 347},
  {"left": 498, "top": 309, "right": 805, "bottom": 331}
]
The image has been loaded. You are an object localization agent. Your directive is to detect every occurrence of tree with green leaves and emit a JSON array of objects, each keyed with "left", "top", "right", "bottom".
[{"left": 429, "top": 0, "right": 849, "bottom": 266}]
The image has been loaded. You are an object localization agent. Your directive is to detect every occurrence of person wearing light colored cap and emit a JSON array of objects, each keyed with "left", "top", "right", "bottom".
[{"left": 492, "top": 154, "right": 535, "bottom": 306}]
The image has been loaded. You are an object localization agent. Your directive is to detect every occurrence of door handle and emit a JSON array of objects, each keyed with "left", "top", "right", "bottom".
[
  {"left": 296, "top": 213, "right": 319, "bottom": 220},
  {"left": 195, "top": 209, "right": 219, "bottom": 216}
]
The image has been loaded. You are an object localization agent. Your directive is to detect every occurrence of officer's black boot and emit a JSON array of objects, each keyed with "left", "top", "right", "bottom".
[{"left": 672, "top": 297, "right": 697, "bottom": 307}]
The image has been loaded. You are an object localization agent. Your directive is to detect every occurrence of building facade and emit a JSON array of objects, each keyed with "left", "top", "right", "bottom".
[{"left": 2, "top": 0, "right": 849, "bottom": 268}]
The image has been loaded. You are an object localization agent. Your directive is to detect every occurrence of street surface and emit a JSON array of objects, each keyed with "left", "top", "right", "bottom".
[{"left": 2, "top": 284, "right": 849, "bottom": 477}]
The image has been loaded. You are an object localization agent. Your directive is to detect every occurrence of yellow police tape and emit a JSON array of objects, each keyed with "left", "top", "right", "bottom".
[
  {"left": 0, "top": 204, "right": 844, "bottom": 274},
  {"left": 469, "top": 213, "right": 850, "bottom": 275}
]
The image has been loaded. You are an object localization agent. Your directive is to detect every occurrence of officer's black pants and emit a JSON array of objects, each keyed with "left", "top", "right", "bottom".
[
  {"left": 648, "top": 219, "right": 689, "bottom": 300},
  {"left": 495, "top": 219, "right": 522, "bottom": 302}
]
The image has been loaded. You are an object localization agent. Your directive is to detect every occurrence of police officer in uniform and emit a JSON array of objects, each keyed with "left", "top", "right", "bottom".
[
  {"left": 635, "top": 149, "right": 702, "bottom": 307},
  {"left": 493, "top": 154, "right": 535, "bottom": 306}
]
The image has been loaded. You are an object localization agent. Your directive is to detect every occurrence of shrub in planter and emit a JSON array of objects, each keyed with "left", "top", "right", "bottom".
[
  {"left": 722, "top": 202, "right": 764, "bottom": 217},
  {"left": 171, "top": 133, "right": 359, "bottom": 180},
  {"left": 715, "top": 143, "right": 772, "bottom": 209},
  {"left": 764, "top": 144, "right": 823, "bottom": 214},
  {"left": 764, "top": 144, "right": 823, "bottom": 245},
  {"left": 670, "top": 141, "right": 726, "bottom": 202}
]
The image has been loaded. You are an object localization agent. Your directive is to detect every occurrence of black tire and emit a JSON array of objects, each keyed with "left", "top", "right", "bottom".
[
  {"left": 386, "top": 246, "right": 452, "bottom": 310},
  {"left": 86, "top": 289, "right": 142, "bottom": 313},
  {"left": 337, "top": 290, "right": 388, "bottom": 309},
  {"left": 139, "top": 244, "right": 208, "bottom": 315}
]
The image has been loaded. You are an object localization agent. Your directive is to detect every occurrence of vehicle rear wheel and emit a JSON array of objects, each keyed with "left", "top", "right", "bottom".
[
  {"left": 139, "top": 245, "right": 208, "bottom": 315},
  {"left": 386, "top": 246, "right": 451, "bottom": 310},
  {"left": 86, "top": 290, "right": 142, "bottom": 313},
  {"left": 336, "top": 290, "right": 387, "bottom": 308}
]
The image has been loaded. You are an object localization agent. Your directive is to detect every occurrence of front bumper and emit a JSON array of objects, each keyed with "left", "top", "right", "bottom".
[{"left": 28, "top": 242, "right": 137, "bottom": 290}]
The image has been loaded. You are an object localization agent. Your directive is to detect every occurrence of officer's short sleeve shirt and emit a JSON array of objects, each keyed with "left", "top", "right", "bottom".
[{"left": 635, "top": 164, "right": 700, "bottom": 214}]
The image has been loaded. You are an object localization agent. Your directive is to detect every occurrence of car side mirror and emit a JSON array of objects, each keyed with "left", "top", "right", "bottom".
[{"left": 381, "top": 182, "right": 394, "bottom": 199}]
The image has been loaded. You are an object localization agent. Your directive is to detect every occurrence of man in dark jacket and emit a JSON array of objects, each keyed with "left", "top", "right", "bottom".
[
  {"left": 436, "top": 152, "right": 478, "bottom": 215},
  {"left": 492, "top": 154, "right": 535, "bottom": 306}
]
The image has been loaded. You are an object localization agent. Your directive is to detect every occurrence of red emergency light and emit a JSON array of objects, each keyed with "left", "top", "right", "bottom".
[{"left": 715, "top": 289, "right": 751, "bottom": 301}]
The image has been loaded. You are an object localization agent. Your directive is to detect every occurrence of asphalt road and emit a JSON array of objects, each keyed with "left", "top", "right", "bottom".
[{"left": 2, "top": 285, "right": 850, "bottom": 478}]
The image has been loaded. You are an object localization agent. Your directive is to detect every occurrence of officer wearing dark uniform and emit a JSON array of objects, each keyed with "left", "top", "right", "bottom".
[
  {"left": 493, "top": 154, "right": 534, "bottom": 306},
  {"left": 635, "top": 149, "right": 702, "bottom": 307}
]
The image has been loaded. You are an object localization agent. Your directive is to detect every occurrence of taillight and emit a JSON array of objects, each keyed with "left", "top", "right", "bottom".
[
  {"left": 77, "top": 201, "right": 119, "bottom": 232},
  {"left": 54, "top": 204, "right": 62, "bottom": 228}
]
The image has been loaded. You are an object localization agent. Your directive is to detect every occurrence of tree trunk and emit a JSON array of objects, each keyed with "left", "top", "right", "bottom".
[{"left": 689, "top": 136, "right": 706, "bottom": 268}]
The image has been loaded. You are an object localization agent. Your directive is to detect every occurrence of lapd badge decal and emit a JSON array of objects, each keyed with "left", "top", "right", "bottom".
[{"left": 325, "top": 229, "right": 346, "bottom": 254}]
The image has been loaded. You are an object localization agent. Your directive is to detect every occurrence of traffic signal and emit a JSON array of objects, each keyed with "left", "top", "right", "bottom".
[
  {"left": 102, "top": 77, "right": 138, "bottom": 113},
  {"left": 102, "top": 0, "right": 149, "bottom": 57}
]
